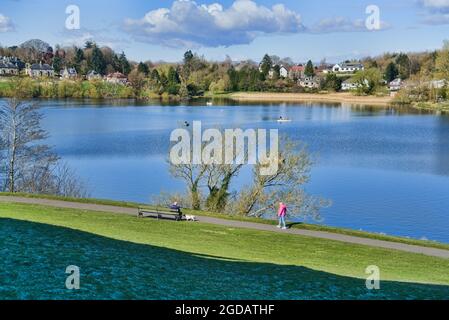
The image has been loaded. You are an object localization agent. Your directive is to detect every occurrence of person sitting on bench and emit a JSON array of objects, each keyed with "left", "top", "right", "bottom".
[{"left": 170, "top": 202, "right": 182, "bottom": 214}]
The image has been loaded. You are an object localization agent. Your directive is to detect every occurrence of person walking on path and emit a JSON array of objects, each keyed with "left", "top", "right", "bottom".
[{"left": 277, "top": 202, "right": 288, "bottom": 230}]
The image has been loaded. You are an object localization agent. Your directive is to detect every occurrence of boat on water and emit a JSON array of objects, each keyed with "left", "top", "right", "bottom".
[
  {"left": 206, "top": 102, "right": 213, "bottom": 106},
  {"left": 277, "top": 117, "right": 292, "bottom": 123}
]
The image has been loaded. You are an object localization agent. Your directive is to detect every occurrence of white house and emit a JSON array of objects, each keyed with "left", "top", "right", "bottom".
[
  {"left": 332, "top": 62, "right": 364, "bottom": 73},
  {"left": 268, "top": 65, "right": 288, "bottom": 79},
  {"left": 341, "top": 79, "right": 365, "bottom": 91},
  {"left": 299, "top": 76, "right": 320, "bottom": 89},
  {"left": 279, "top": 65, "right": 288, "bottom": 78},
  {"left": 429, "top": 79, "right": 447, "bottom": 89},
  {"left": 61, "top": 67, "right": 77, "bottom": 79},
  {"left": 87, "top": 70, "right": 102, "bottom": 81},
  {"left": 389, "top": 78, "right": 403, "bottom": 91},
  {"left": 26, "top": 63, "right": 54, "bottom": 77},
  {"left": 106, "top": 72, "right": 128, "bottom": 85}
]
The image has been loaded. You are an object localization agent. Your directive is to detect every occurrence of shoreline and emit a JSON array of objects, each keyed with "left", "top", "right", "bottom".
[{"left": 229, "top": 92, "right": 394, "bottom": 106}]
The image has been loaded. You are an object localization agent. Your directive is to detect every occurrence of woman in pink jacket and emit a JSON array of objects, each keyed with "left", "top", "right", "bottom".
[{"left": 277, "top": 202, "right": 288, "bottom": 230}]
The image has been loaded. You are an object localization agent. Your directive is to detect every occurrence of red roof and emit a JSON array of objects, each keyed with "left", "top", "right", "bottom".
[
  {"left": 290, "top": 65, "right": 304, "bottom": 72},
  {"left": 107, "top": 72, "right": 127, "bottom": 79}
]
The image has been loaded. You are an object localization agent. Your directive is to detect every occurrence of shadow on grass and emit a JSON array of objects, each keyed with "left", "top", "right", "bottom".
[{"left": 1, "top": 218, "right": 448, "bottom": 300}]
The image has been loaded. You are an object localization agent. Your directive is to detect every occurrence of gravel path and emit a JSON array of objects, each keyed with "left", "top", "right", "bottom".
[{"left": 1, "top": 195, "right": 449, "bottom": 259}]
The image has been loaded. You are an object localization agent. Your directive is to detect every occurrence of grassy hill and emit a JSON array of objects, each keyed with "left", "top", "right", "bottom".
[{"left": 1, "top": 201, "right": 449, "bottom": 300}]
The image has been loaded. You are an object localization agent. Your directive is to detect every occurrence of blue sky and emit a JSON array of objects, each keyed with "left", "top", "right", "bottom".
[{"left": 1, "top": 0, "right": 449, "bottom": 63}]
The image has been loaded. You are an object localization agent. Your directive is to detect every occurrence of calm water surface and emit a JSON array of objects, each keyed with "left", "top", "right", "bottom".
[{"left": 36, "top": 99, "right": 449, "bottom": 243}]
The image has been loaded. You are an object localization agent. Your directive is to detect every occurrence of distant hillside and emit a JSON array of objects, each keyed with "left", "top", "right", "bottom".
[{"left": 20, "top": 39, "right": 52, "bottom": 52}]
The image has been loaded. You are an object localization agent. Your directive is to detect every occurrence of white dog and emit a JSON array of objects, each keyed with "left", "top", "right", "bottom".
[{"left": 185, "top": 215, "right": 197, "bottom": 222}]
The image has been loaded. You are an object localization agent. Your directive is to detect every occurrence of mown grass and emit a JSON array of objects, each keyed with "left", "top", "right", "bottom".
[
  {"left": 1, "top": 192, "right": 448, "bottom": 251},
  {"left": 1, "top": 202, "right": 449, "bottom": 299}
]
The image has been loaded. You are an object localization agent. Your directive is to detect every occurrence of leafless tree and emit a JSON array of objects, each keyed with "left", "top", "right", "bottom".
[
  {"left": 0, "top": 98, "right": 88, "bottom": 197},
  {"left": 233, "top": 138, "right": 329, "bottom": 220}
]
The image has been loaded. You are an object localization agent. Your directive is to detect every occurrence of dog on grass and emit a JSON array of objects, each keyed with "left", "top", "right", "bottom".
[{"left": 185, "top": 215, "right": 197, "bottom": 222}]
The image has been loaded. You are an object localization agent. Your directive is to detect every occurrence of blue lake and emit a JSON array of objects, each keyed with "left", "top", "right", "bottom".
[{"left": 36, "top": 99, "right": 449, "bottom": 243}]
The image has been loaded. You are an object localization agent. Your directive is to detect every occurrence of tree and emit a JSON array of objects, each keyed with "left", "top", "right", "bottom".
[
  {"left": 0, "top": 99, "right": 55, "bottom": 193},
  {"left": 353, "top": 68, "right": 383, "bottom": 95},
  {"left": 260, "top": 54, "right": 272, "bottom": 77},
  {"left": 128, "top": 70, "right": 146, "bottom": 96},
  {"left": 233, "top": 138, "right": 327, "bottom": 220},
  {"left": 118, "top": 52, "right": 131, "bottom": 75},
  {"left": 304, "top": 60, "right": 315, "bottom": 77},
  {"left": 384, "top": 62, "right": 399, "bottom": 82},
  {"left": 436, "top": 40, "right": 449, "bottom": 79},
  {"left": 396, "top": 53, "right": 411, "bottom": 79},
  {"left": 90, "top": 45, "right": 106, "bottom": 75},
  {"left": 323, "top": 73, "right": 342, "bottom": 91},
  {"left": 0, "top": 90, "right": 87, "bottom": 196},
  {"left": 137, "top": 62, "right": 149, "bottom": 76}
]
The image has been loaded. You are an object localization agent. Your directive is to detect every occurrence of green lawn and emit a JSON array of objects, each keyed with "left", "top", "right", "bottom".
[
  {"left": 0, "top": 202, "right": 448, "bottom": 300},
  {"left": 2, "top": 192, "right": 449, "bottom": 251}
]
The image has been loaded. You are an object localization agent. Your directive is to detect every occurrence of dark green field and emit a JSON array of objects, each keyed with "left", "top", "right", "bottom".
[{"left": 1, "top": 202, "right": 449, "bottom": 300}]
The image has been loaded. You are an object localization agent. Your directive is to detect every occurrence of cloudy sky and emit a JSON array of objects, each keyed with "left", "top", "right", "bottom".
[{"left": 1, "top": 0, "right": 449, "bottom": 63}]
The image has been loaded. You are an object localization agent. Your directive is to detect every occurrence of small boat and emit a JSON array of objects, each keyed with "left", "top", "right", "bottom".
[
  {"left": 206, "top": 102, "right": 213, "bottom": 106},
  {"left": 277, "top": 117, "right": 292, "bottom": 123}
]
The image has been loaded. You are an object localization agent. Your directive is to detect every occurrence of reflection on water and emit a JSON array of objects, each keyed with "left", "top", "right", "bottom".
[{"left": 32, "top": 99, "right": 449, "bottom": 242}]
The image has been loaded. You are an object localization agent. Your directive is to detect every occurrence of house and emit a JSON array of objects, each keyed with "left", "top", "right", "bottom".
[
  {"left": 429, "top": 79, "right": 447, "bottom": 89},
  {"left": 0, "top": 61, "right": 19, "bottom": 76},
  {"left": 86, "top": 70, "right": 102, "bottom": 81},
  {"left": 299, "top": 76, "right": 320, "bottom": 89},
  {"left": 26, "top": 62, "right": 54, "bottom": 77},
  {"left": 332, "top": 62, "right": 364, "bottom": 73},
  {"left": 61, "top": 67, "right": 77, "bottom": 79},
  {"left": 316, "top": 64, "right": 333, "bottom": 74},
  {"left": 268, "top": 65, "right": 288, "bottom": 79},
  {"left": 106, "top": 72, "right": 128, "bottom": 85},
  {"left": 342, "top": 79, "right": 360, "bottom": 91},
  {"left": 389, "top": 78, "right": 403, "bottom": 91},
  {"left": 279, "top": 65, "right": 288, "bottom": 78},
  {"left": 289, "top": 65, "right": 304, "bottom": 79}
]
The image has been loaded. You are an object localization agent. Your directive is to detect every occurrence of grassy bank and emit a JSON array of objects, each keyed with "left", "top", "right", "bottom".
[
  {"left": 2, "top": 192, "right": 448, "bottom": 251},
  {"left": 1, "top": 202, "right": 449, "bottom": 299},
  {"left": 229, "top": 92, "right": 393, "bottom": 106}
]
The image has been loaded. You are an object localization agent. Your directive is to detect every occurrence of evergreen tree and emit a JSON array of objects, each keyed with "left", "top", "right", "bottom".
[
  {"left": 260, "top": 54, "right": 272, "bottom": 77},
  {"left": 396, "top": 53, "right": 411, "bottom": 79},
  {"left": 90, "top": 46, "right": 106, "bottom": 75},
  {"left": 137, "top": 62, "right": 149, "bottom": 76},
  {"left": 118, "top": 52, "right": 131, "bottom": 75},
  {"left": 385, "top": 62, "right": 399, "bottom": 82},
  {"left": 304, "top": 60, "right": 315, "bottom": 77}
]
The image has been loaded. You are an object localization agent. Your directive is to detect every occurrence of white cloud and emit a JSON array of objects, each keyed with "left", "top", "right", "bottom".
[
  {"left": 0, "top": 13, "right": 14, "bottom": 33},
  {"left": 422, "top": 0, "right": 449, "bottom": 11},
  {"left": 420, "top": 0, "right": 449, "bottom": 24},
  {"left": 123, "top": 0, "right": 304, "bottom": 48},
  {"left": 308, "top": 17, "right": 389, "bottom": 33}
]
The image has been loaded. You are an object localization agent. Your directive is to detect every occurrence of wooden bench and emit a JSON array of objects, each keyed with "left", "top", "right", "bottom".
[{"left": 137, "top": 207, "right": 183, "bottom": 221}]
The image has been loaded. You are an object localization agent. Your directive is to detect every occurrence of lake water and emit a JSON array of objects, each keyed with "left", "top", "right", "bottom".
[{"left": 35, "top": 99, "right": 449, "bottom": 243}]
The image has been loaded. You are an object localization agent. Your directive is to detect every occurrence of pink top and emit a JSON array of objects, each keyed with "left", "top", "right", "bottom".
[{"left": 278, "top": 204, "right": 287, "bottom": 217}]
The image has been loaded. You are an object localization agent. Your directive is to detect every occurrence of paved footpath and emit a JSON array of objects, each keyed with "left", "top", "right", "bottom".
[{"left": 1, "top": 195, "right": 449, "bottom": 259}]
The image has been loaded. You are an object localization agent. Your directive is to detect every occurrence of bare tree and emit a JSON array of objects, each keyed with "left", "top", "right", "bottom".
[
  {"left": 0, "top": 98, "right": 88, "bottom": 197},
  {"left": 0, "top": 99, "right": 53, "bottom": 192},
  {"left": 169, "top": 162, "right": 207, "bottom": 210},
  {"left": 233, "top": 138, "right": 328, "bottom": 220}
]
